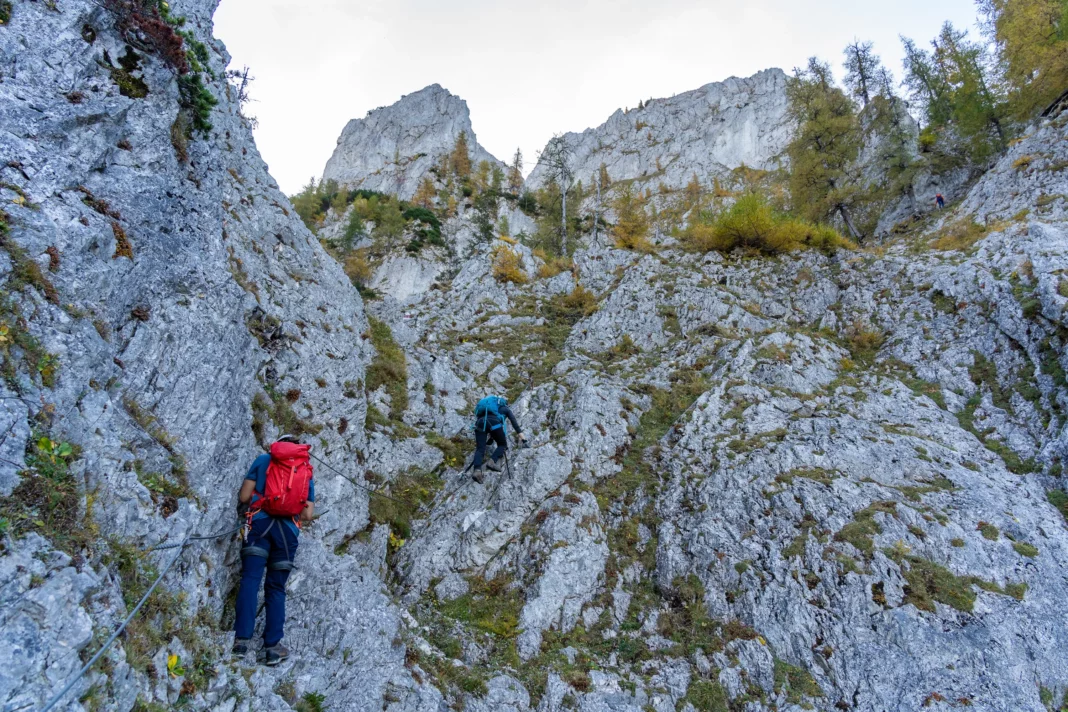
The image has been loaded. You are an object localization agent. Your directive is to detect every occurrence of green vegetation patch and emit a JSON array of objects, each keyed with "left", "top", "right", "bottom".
[
  {"left": 1048, "top": 490, "right": 1068, "bottom": 522},
  {"left": 0, "top": 433, "right": 95, "bottom": 556},
  {"left": 437, "top": 575, "right": 523, "bottom": 639},
  {"left": 773, "top": 659, "right": 823, "bottom": 703},
  {"left": 251, "top": 388, "right": 322, "bottom": 445},
  {"left": 685, "top": 680, "right": 729, "bottom": 712},
  {"left": 366, "top": 317, "right": 409, "bottom": 424},
  {"left": 833, "top": 501, "right": 897, "bottom": 559},
  {"left": 367, "top": 467, "right": 442, "bottom": 548},
  {"left": 1013, "top": 541, "right": 1039, "bottom": 558},
  {"left": 978, "top": 521, "right": 1000, "bottom": 540},
  {"left": 595, "top": 369, "right": 708, "bottom": 508},
  {"left": 681, "top": 194, "right": 852, "bottom": 256}
]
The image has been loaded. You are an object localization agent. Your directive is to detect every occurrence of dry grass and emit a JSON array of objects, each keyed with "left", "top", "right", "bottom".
[{"left": 930, "top": 217, "right": 988, "bottom": 252}]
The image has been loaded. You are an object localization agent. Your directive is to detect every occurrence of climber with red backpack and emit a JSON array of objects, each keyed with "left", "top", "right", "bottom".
[
  {"left": 470, "top": 395, "right": 527, "bottom": 484},
  {"left": 232, "top": 435, "right": 315, "bottom": 665}
]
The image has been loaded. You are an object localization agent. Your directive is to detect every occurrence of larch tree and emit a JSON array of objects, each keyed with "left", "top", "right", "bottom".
[
  {"left": 450, "top": 131, "right": 472, "bottom": 178},
  {"left": 934, "top": 22, "right": 1008, "bottom": 159},
  {"left": 849, "top": 42, "right": 922, "bottom": 212},
  {"left": 902, "top": 36, "right": 954, "bottom": 128},
  {"left": 843, "top": 39, "right": 881, "bottom": 107},
  {"left": 978, "top": 0, "right": 1068, "bottom": 119},
  {"left": 785, "top": 58, "right": 865, "bottom": 241},
  {"left": 508, "top": 148, "right": 524, "bottom": 194},
  {"left": 413, "top": 177, "right": 437, "bottom": 210},
  {"left": 538, "top": 134, "right": 575, "bottom": 254}
]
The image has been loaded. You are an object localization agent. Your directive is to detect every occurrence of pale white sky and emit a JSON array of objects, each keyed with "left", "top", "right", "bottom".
[{"left": 213, "top": 0, "right": 981, "bottom": 195}]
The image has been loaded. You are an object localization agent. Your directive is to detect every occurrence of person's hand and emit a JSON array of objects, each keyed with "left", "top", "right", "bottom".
[{"left": 236, "top": 500, "right": 249, "bottom": 519}]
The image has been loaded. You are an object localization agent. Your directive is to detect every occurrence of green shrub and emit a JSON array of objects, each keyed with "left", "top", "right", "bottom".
[
  {"left": 978, "top": 521, "right": 999, "bottom": 540},
  {"left": 492, "top": 246, "right": 529, "bottom": 285},
  {"left": 366, "top": 317, "right": 408, "bottom": 422},
  {"left": 0, "top": 1, "right": 12, "bottom": 25},
  {"left": 367, "top": 467, "right": 442, "bottom": 543},
  {"left": 682, "top": 194, "right": 852, "bottom": 256}
]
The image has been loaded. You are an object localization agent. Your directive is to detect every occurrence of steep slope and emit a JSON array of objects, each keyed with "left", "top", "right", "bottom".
[
  {"left": 322, "top": 83, "right": 505, "bottom": 200},
  {"left": 526, "top": 69, "right": 791, "bottom": 193},
  {"left": 0, "top": 1, "right": 439, "bottom": 710},
  {"left": 4, "top": 1, "right": 1068, "bottom": 711},
  {"left": 364, "top": 115, "right": 1068, "bottom": 712}
]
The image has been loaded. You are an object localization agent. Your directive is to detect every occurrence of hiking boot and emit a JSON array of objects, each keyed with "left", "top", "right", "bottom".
[
  {"left": 486, "top": 458, "right": 502, "bottom": 473},
  {"left": 472, "top": 467, "right": 485, "bottom": 485},
  {"left": 259, "top": 643, "right": 290, "bottom": 666},
  {"left": 231, "top": 638, "right": 250, "bottom": 656}
]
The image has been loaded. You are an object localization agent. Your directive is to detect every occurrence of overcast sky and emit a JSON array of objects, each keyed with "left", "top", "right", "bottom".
[{"left": 213, "top": 0, "right": 982, "bottom": 196}]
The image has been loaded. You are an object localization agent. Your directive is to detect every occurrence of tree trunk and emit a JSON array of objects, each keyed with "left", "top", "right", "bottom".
[
  {"left": 594, "top": 177, "right": 601, "bottom": 241},
  {"left": 561, "top": 187, "right": 568, "bottom": 255},
  {"left": 838, "top": 204, "right": 863, "bottom": 241}
]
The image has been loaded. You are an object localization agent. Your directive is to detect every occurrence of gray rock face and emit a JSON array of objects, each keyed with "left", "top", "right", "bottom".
[
  {"left": 322, "top": 84, "right": 504, "bottom": 199},
  {"left": 0, "top": 1, "right": 437, "bottom": 710},
  {"left": 4, "top": 1, "right": 1068, "bottom": 710},
  {"left": 526, "top": 69, "right": 791, "bottom": 193}
]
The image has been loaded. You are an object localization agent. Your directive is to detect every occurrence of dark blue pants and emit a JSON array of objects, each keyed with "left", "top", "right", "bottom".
[
  {"left": 473, "top": 428, "right": 508, "bottom": 468},
  {"left": 234, "top": 516, "right": 298, "bottom": 647}
]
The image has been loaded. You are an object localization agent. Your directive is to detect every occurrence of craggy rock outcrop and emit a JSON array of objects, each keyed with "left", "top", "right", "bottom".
[
  {"left": 322, "top": 84, "right": 504, "bottom": 200},
  {"left": 4, "top": 0, "right": 1068, "bottom": 710},
  {"left": 526, "top": 69, "right": 791, "bottom": 193},
  {"left": 0, "top": 1, "right": 439, "bottom": 710},
  {"left": 377, "top": 116, "right": 1068, "bottom": 712}
]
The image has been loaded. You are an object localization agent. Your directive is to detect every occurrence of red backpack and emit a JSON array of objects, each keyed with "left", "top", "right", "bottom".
[{"left": 257, "top": 441, "right": 313, "bottom": 518}]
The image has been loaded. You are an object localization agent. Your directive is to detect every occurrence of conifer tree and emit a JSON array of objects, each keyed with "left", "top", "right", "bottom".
[
  {"left": 785, "top": 58, "right": 865, "bottom": 240},
  {"left": 413, "top": 177, "right": 436, "bottom": 209},
  {"left": 598, "top": 163, "right": 611, "bottom": 191},
  {"left": 508, "top": 148, "right": 524, "bottom": 194},
  {"left": 979, "top": 0, "right": 1068, "bottom": 119},
  {"left": 934, "top": 22, "right": 1008, "bottom": 157},
  {"left": 901, "top": 36, "right": 954, "bottom": 128},
  {"left": 450, "top": 131, "right": 472, "bottom": 178},
  {"left": 685, "top": 172, "right": 703, "bottom": 208},
  {"left": 844, "top": 40, "right": 880, "bottom": 106}
]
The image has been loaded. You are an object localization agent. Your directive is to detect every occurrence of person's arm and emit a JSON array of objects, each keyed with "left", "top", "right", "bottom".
[
  {"left": 501, "top": 404, "right": 522, "bottom": 434},
  {"left": 301, "top": 477, "right": 315, "bottom": 523},
  {"left": 238, "top": 479, "right": 256, "bottom": 504}
]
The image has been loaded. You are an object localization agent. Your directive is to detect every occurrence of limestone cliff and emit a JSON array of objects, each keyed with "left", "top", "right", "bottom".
[
  {"left": 3, "top": 2, "right": 1068, "bottom": 712},
  {"left": 526, "top": 69, "right": 791, "bottom": 193},
  {"left": 322, "top": 84, "right": 504, "bottom": 200}
]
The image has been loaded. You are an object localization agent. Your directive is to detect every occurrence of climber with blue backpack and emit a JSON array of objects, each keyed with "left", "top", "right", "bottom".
[
  {"left": 232, "top": 434, "right": 315, "bottom": 666},
  {"left": 471, "top": 395, "right": 527, "bottom": 484}
]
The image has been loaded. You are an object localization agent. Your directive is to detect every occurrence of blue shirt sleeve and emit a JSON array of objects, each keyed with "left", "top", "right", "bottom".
[
  {"left": 245, "top": 454, "right": 271, "bottom": 498},
  {"left": 308, "top": 475, "right": 315, "bottom": 503},
  {"left": 500, "top": 404, "right": 522, "bottom": 433}
]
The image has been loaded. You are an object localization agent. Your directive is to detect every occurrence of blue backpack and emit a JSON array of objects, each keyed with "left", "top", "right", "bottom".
[{"left": 474, "top": 396, "right": 506, "bottom": 433}]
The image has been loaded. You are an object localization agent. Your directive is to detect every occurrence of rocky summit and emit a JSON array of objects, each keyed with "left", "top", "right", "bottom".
[
  {"left": 322, "top": 84, "right": 504, "bottom": 201},
  {"left": 2, "top": 2, "right": 1068, "bottom": 712},
  {"left": 526, "top": 69, "right": 792, "bottom": 193}
]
